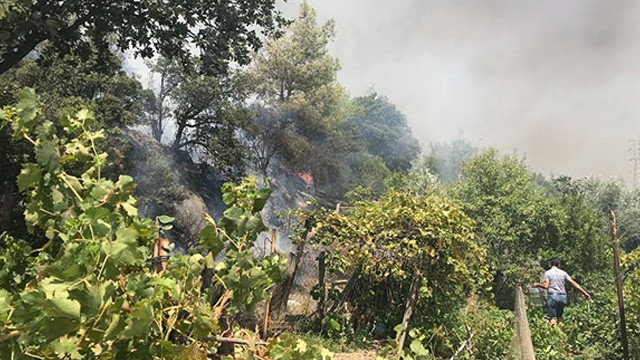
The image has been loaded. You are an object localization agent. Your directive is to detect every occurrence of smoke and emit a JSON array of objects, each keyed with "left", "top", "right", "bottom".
[{"left": 282, "top": 0, "right": 640, "bottom": 185}]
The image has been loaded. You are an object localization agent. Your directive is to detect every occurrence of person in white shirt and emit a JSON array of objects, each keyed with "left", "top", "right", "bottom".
[{"left": 533, "top": 258, "right": 591, "bottom": 326}]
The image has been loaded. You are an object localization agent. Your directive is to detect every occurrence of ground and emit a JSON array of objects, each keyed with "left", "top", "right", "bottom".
[{"left": 334, "top": 350, "right": 379, "bottom": 360}]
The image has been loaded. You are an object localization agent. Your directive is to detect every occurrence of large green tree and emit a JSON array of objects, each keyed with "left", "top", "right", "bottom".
[
  {"left": 142, "top": 57, "right": 253, "bottom": 180},
  {"left": 246, "top": 2, "right": 357, "bottom": 184},
  {"left": 351, "top": 93, "right": 420, "bottom": 172},
  {"left": 0, "top": 48, "right": 147, "bottom": 127},
  {"left": 455, "top": 150, "right": 552, "bottom": 303},
  {"left": 456, "top": 150, "right": 609, "bottom": 306},
  {"left": 0, "top": 0, "right": 284, "bottom": 75}
]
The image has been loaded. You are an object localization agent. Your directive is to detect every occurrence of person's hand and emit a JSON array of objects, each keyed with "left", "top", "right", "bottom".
[{"left": 584, "top": 292, "right": 591, "bottom": 300}]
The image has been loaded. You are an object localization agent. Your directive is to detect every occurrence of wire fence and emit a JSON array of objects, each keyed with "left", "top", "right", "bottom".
[
  {"left": 255, "top": 230, "right": 540, "bottom": 360},
  {"left": 253, "top": 229, "right": 325, "bottom": 335}
]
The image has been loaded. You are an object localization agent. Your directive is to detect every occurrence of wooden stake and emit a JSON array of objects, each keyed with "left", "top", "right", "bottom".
[
  {"left": 609, "top": 209, "right": 629, "bottom": 359},
  {"left": 262, "top": 229, "right": 277, "bottom": 337},
  {"left": 317, "top": 251, "right": 326, "bottom": 318},
  {"left": 397, "top": 272, "right": 420, "bottom": 354},
  {"left": 152, "top": 238, "right": 170, "bottom": 273}
]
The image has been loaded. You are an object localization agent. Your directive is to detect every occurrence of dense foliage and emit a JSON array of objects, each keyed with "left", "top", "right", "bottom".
[
  {"left": 0, "top": 90, "right": 332, "bottom": 359},
  {"left": 350, "top": 93, "right": 420, "bottom": 173},
  {"left": 0, "top": 0, "right": 285, "bottom": 75},
  {"left": 3, "top": 1, "right": 640, "bottom": 359}
]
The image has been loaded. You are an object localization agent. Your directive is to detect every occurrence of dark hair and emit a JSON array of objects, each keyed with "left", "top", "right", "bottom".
[{"left": 550, "top": 258, "right": 561, "bottom": 267}]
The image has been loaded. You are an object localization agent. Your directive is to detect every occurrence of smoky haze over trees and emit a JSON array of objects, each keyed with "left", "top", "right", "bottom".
[
  {"left": 284, "top": 0, "right": 640, "bottom": 185},
  {"left": 5, "top": 1, "right": 640, "bottom": 359}
]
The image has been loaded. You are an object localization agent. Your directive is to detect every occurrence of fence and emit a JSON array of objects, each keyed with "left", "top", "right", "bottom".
[
  {"left": 255, "top": 228, "right": 325, "bottom": 336},
  {"left": 257, "top": 231, "right": 539, "bottom": 359}
]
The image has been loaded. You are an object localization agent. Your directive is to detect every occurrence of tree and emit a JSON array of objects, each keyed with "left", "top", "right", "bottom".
[
  {"left": 141, "top": 58, "right": 181, "bottom": 143},
  {"left": 544, "top": 177, "right": 610, "bottom": 283},
  {"left": 423, "top": 138, "right": 477, "bottom": 183},
  {"left": 0, "top": 0, "right": 284, "bottom": 75},
  {"left": 0, "top": 47, "right": 146, "bottom": 127},
  {"left": 455, "top": 150, "right": 550, "bottom": 303},
  {"left": 139, "top": 56, "right": 254, "bottom": 179},
  {"left": 351, "top": 93, "right": 420, "bottom": 172},
  {"left": 246, "top": 2, "right": 357, "bottom": 184},
  {"left": 456, "top": 151, "right": 610, "bottom": 306}
]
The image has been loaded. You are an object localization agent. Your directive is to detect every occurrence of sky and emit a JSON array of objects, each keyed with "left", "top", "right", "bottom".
[{"left": 279, "top": 0, "right": 640, "bottom": 186}]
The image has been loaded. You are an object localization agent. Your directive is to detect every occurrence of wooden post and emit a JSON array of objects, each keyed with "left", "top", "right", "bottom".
[
  {"left": 152, "top": 238, "right": 170, "bottom": 273},
  {"left": 262, "top": 229, "right": 277, "bottom": 337},
  {"left": 317, "top": 251, "right": 326, "bottom": 318},
  {"left": 511, "top": 284, "right": 535, "bottom": 360},
  {"left": 609, "top": 209, "right": 629, "bottom": 360},
  {"left": 397, "top": 272, "right": 420, "bottom": 354}
]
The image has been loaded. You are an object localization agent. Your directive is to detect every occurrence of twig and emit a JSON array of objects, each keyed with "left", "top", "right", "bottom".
[
  {"left": 0, "top": 330, "right": 20, "bottom": 343},
  {"left": 449, "top": 332, "right": 475, "bottom": 360},
  {"left": 204, "top": 335, "right": 267, "bottom": 346}
]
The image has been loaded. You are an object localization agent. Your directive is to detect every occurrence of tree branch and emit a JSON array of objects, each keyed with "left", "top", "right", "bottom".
[{"left": 0, "top": 31, "right": 47, "bottom": 75}]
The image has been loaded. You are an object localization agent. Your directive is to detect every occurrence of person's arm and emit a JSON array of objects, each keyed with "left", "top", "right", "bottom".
[
  {"left": 532, "top": 279, "right": 549, "bottom": 289},
  {"left": 568, "top": 278, "right": 591, "bottom": 299}
]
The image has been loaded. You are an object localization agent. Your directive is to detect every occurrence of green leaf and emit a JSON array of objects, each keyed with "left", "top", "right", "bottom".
[
  {"left": 252, "top": 187, "right": 272, "bottom": 212},
  {"left": 409, "top": 339, "right": 429, "bottom": 356},
  {"left": 45, "top": 296, "right": 81, "bottom": 319},
  {"left": 103, "top": 313, "right": 125, "bottom": 340},
  {"left": 36, "top": 140, "right": 61, "bottom": 173},
  {"left": 157, "top": 215, "right": 175, "bottom": 224},
  {"left": 121, "top": 202, "right": 138, "bottom": 217},
  {"left": 176, "top": 342, "right": 207, "bottom": 360},
  {"left": 0, "top": 289, "right": 12, "bottom": 324},
  {"left": 204, "top": 252, "right": 215, "bottom": 269},
  {"left": 200, "top": 223, "right": 224, "bottom": 257},
  {"left": 245, "top": 214, "right": 266, "bottom": 234},
  {"left": 123, "top": 299, "right": 155, "bottom": 338},
  {"left": 16, "top": 163, "right": 42, "bottom": 191},
  {"left": 69, "top": 287, "right": 102, "bottom": 319},
  {"left": 116, "top": 175, "right": 135, "bottom": 192},
  {"left": 15, "top": 87, "right": 39, "bottom": 133},
  {"left": 51, "top": 336, "right": 82, "bottom": 359},
  {"left": 102, "top": 226, "right": 139, "bottom": 273}
]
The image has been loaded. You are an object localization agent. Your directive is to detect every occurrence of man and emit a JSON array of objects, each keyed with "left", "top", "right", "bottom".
[{"left": 533, "top": 258, "right": 591, "bottom": 325}]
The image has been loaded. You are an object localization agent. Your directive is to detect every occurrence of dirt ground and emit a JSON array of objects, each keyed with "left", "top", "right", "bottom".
[{"left": 334, "top": 350, "right": 379, "bottom": 360}]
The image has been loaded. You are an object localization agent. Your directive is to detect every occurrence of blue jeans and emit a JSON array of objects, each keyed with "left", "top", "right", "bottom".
[{"left": 546, "top": 293, "right": 568, "bottom": 320}]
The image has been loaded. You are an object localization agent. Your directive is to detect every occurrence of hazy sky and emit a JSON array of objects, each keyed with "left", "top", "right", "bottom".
[{"left": 280, "top": 0, "right": 640, "bottom": 185}]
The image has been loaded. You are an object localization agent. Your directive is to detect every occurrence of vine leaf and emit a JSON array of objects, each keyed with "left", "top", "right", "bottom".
[
  {"left": 16, "top": 164, "right": 42, "bottom": 191},
  {"left": 200, "top": 223, "right": 224, "bottom": 257}
]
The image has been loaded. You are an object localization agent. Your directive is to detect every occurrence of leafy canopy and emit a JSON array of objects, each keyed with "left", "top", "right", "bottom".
[{"left": 0, "top": 0, "right": 285, "bottom": 75}]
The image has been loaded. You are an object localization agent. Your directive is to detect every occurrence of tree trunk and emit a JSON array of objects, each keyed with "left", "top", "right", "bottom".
[
  {"left": 173, "top": 123, "right": 185, "bottom": 149},
  {"left": 151, "top": 72, "right": 166, "bottom": 142},
  {"left": 397, "top": 272, "right": 420, "bottom": 354},
  {"left": 0, "top": 181, "right": 15, "bottom": 231}
]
